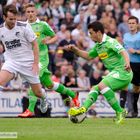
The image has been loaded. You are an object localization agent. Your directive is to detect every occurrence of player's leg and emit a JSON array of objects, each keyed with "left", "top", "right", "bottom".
[
  {"left": 40, "top": 71, "right": 80, "bottom": 107},
  {"left": 98, "top": 81, "right": 124, "bottom": 113},
  {"left": 69, "top": 70, "right": 132, "bottom": 124},
  {"left": 20, "top": 67, "right": 48, "bottom": 114},
  {"left": 28, "top": 88, "right": 37, "bottom": 113},
  {"left": 69, "top": 85, "right": 99, "bottom": 116},
  {"left": 30, "top": 83, "right": 48, "bottom": 113},
  {"left": 0, "top": 70, "right": 14, "bottom": 88},
  {"left": 120, "top": 88, "right": 128, "bottom": 108},
  {"left": 100, "top": 71, "right": 132, "bottom": 124},
  {"left": 18, "top": 88, "right": 37, "bottom": 117},
  {"left": 132, "top": 85, "right": 140, "bottom": 117}
]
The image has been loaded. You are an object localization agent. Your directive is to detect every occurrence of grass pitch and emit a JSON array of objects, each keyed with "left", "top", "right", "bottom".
[{"left": 0, "top": 118, "right": 139, "bottom": 140}]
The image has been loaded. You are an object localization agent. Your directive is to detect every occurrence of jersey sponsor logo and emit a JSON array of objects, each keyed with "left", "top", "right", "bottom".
[
  {"left": 15, "top": 32, "right": 20, "bottom": 38},
  {"left": 5, "top": 39, "right": 21, "bottom": 50},
  {"left": 99, "top": 52, "right": 108, "bottom": 59},
  {"left": 35, "top": 32, "right": 40, "bottom": 37},
  {"left": 115, "top": 45, "right": 122, "bottom": 50}
]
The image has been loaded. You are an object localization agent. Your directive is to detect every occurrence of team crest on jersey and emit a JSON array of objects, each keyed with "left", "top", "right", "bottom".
[
  {"left": 99, "top": 52, "right": 108, "bottom": 59},
  {"left": 15, "top": 32, "right": 20, "bottom": 38}
]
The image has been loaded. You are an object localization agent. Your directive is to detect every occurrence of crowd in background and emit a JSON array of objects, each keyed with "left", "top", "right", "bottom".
[{"left": 0, "top": 0, "right": 140, "bottom": 114}]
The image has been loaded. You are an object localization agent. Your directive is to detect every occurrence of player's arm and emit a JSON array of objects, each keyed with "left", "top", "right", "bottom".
[
  {"left": 120, "top": 50, "right": 131, "bottom": 71},
  {"left": 134, "top": 49, "right": 140, "bottom": 54},
  {"left": 42, "top": 35, "right": 58, "bottom": 45},
  {"left": 42, "top": 22, "right": 58, "bottom": 45},
  {"left": 31, "top": 39, "right": 39, "bottom": 74},
  {"left": 25, "top": 23, "right": 39, "bottom": 74},
  {"left": 65, "top": 44, "right": 92, "bottom": 60},
  {"left": 127, "top": 47, "right": 140, "bottom": 54},
  {"left": 0, "top": 42, "right": 4, "bottom": 53}
]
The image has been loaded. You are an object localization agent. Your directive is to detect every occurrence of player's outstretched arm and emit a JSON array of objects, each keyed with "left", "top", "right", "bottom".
[
  {"left": 65, "top": 44, "right": 92, "bottom": 60},
  {"left": 120, "top": 50, "right": 131, "bottom": 72}
]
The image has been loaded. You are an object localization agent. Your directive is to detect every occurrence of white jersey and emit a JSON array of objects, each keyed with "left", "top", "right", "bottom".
[{"left": 0, "top": 21, "right": 36, "bottom": 65}]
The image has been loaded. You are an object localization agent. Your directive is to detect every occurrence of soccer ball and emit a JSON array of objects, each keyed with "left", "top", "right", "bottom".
[{"left": 69, "top": 113, "right": 86, "bottom": 123}]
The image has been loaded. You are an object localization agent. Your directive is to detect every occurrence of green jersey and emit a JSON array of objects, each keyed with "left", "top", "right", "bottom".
[
  {"left": 88, "top": 34, "right": 125, "bottom": 71},
  {"left": 30, "top": 19, "right": 55, "bottom": 67}
]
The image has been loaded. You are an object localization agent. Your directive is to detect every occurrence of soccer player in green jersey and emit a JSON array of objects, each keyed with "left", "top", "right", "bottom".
[
  {"left": 66, "top": 21, "right": 133, "bottom": 124},
  {"left": 18, "top": 3, "right": 79, "bottom": 117}
]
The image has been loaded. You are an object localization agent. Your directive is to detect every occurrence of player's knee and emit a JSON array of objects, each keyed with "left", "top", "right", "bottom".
[
  {"left": 46, "top": 84, "right": 53, "bottom": 89},
  {"left": 98, "top": 82, "right": 107, "bottom": 91},
  {"left": 0, "top": 80, "right": 5, "bottom": 87}
]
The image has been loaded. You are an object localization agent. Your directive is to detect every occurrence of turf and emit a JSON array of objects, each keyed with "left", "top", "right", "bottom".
[{"left": 0, "top": 118, "right": 139, "bottom": 140}]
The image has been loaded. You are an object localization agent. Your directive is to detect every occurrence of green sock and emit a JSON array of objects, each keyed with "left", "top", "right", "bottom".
[
  {"left": 28, "top": 88, "right": 37, "bottom": 113},
  {"left": 55, "top": 83, "right": 75, "bottom": 98},
  {"left": 83, "top": 86, "right": 99, "bottom": 110},
  {"left": 40, "top": 73, "right": 76, "bottom": 98},
  {"left": 101, "top": 87, "right": 123, "bottom": 113}
]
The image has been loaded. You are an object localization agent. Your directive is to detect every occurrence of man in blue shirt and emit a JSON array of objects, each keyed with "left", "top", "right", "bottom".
[{"left": 123, "top": 16, "right": 140, "bottom": 117}]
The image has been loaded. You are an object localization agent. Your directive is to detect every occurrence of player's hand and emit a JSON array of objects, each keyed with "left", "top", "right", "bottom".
[
  {"left": 128, "top": 48, "right": 135, "bottom": 54},
  {"left": 42, "top": 37, "right": 50, "bottom": 45},
  {"left": 125, "top": 63, "right": 131, "bottom": 72},
  {"left": 42, "top": 38, "right": 47, "bottom": 45},
  {"left": 64, "top": 44, "right": 76, "bottom": 52},
  {"left": 32, "top": 63, "right": 39, "bottom": 75}
]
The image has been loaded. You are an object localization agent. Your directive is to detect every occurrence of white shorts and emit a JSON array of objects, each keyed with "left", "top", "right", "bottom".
[{"left": 1, "top": 61, "right": 40, "bottom": 84}]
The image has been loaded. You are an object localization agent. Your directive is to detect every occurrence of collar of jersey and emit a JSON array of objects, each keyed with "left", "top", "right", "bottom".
[
  {"left": 27, "top": 18, "right": 40, "bottom": 24},
  {"left": 98, "top": 33, "right": 107, "bottom": 44}
]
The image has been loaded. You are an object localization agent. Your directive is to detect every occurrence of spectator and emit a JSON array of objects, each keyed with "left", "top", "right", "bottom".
[
  {"left": 58, "top": 30, "right": 76, "bottom": 63},
  {"left": 123, "top": 16, "right": 140, "bottom": 117},
  {"left": 118, "top": 14, "right": 129, "bottom": 37},
  {"left": 90, "top": 71, "right": 102, "bottom": 87},
  {"left": 77, "top": 69, "right": 91, "bottom": 90}
]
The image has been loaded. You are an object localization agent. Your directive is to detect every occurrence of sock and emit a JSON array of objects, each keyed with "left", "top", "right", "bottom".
[
  {"left": 83, "top": 86, "right": 99, "bottom": 110},
  {"left": 28, "top": 88, "right": 37, "bottom": 113},
  {"left": 101, "top": 87, "right": 123, "bottom": 113},
  {"left": 120, "top": 90, "right": 127, "bottom": 108},
  {"left": 52, "top": 82, "right": 76, "bottom": 98}
]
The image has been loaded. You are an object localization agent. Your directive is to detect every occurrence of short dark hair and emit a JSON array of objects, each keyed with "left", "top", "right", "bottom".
[
  {"left": 128, "top": 16, "right": 139, "bottom": 24},
  {"left": 88, "top": 21, "right": 104, "bottom": 34},
  {"left": 3, "top": 4, "right": 17, "bottom": 17}
]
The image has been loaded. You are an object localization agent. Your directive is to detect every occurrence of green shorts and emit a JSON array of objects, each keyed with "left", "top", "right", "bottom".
[
  {"left": 39, "top": 63, "right": 53, "bottom": 86},
  {"left": 102, "top": 69, "right": 133, "bottom": 91}
]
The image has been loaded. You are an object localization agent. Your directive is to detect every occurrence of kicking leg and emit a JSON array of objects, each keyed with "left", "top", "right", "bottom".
[
  {"left": 41, "top": 73, "right": 80, "bottom": 107},
  {"left": 68, "top": 85, "right": 99, "bottom": 116}
]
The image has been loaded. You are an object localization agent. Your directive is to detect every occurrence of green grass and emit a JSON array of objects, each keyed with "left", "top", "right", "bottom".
[{"left": 0, "top": 118, "right": 140, "bottom": 140}]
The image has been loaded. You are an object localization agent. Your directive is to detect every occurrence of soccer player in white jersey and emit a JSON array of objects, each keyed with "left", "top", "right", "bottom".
[{"left": 0, "top": 4, "right": 48, "bottom": 113}]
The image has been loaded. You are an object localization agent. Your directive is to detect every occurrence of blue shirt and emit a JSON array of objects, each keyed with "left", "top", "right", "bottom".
[{"left": 123, "top": 31, "right": 140, "bottom": 63}]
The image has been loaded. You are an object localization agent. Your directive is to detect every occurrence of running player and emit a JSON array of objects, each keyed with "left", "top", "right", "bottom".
[
  {"left": 0, "top": 4, "right": 48, "bottom": 113},
  {"left": 18, "top": 3, "right": 79, "bottom": 117},
  {"left": 66, "top": 21, "right": 133, "bottom": 124}
]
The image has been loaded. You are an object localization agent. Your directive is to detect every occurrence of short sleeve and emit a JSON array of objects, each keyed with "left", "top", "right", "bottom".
[
  {"left": 88, "top": 46, "right": 98, "bottom": 58},
  {"left": 109, "top": 39, "right": 125, "bottom": 54},
  {"left": 24, "top": 23, "right": 36, "bottom": 42},
  {"left": 43, "top": 22, "right": 55, "bottom": 37}
]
